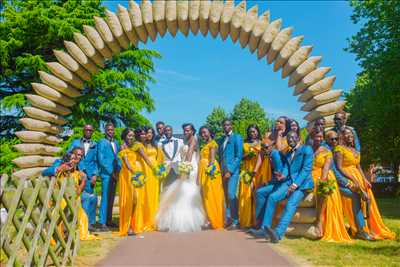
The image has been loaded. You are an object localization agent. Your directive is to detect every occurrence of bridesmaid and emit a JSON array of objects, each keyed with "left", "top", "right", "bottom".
[
  {"left": 288, "top": 119, "right": 301, "bottom": 137},
  {"left": 263, "top": 116, "right": 290, "bottom": 153},
  {"left": 143, "top": 126, "right": 164, "bottom": 231},
  {"left": 198, "top": 126, "right": 225, "bottom": 229},
  {"left": 334, "top": 127, "right": 396, "bottom": 240},
  {"left": 238, "top": 125, "right": 262, "bottom": 228},
  {"left": 131, "top": 126, "right": 156, "bottom": 234},
  {"left": 311, "top": 128, "right": 351, "bottom": 242},
  {"left": 118, "top": 128, "right": 137, "bottom": 236},
  {"left": 52, "top": 151, "right": 99, "bottom": 241}
]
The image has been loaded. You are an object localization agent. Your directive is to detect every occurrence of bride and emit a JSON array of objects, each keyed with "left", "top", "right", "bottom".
[{"left": 155, "top": 123, "right": 206, "bottom": 232}]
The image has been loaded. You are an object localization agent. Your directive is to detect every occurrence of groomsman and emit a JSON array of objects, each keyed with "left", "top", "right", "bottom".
[
  {"left": 217, "top": 119, "right": 243, "bottom": 229},
  {"left": 67, "top": 124, "right": 98, "bottom": 232},
  {"left": 159, "top": 125, "right": 184, "bottom": 188},
  {"left": 252, "top": 131, "right": 314, "bottom": 243},
  {"left": 155, "top": 121, "right": 166, "bottom": 144},
  {"left": 97, "top": 122, "right": 121, "bottom": 231},
  {"left": 333, "top": 111, "right": 361, "bottom": 152}
]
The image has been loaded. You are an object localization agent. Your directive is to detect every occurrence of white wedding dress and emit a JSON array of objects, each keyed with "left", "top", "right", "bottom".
[{"left": 155, "top": 144, "right": 206, "bottom": 232}]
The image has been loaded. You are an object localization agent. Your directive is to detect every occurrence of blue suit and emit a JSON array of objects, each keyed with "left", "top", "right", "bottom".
[
  {"left": 97, "top": 138, "right": 121, "bottom": 225},
  {"left": 68, "top": 138, "right": 98, "bottom": 225},
  {"left": 42, "top": 159, "right": 62, "bottom": 177},
  {"left": 217, "top": 133, "right": 243, "bottom": 225},
  {"left": 256, "top": 145, "right": 314, "bottom": 239}
]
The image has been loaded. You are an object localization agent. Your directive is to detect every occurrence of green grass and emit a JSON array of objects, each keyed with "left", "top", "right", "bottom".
[
  {"left": 75, "top": 232, "right": 120, "bottom": 267},
  {"left": 281, "top": 198, "right": 400, "bottom": 267}
]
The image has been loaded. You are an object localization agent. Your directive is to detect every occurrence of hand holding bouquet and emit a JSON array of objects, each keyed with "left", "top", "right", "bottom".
[
  {"left": 240, "top": 170, "right": 254, "bottom": 186},
  {"left": 206, "top": 163, "right": 220, "bottom": 180},
  {"left": 155, "top": 164, "right": 168, "bottom": 181},
  {"left": 178, "top": 162, "right": 193, "bottom": 178},
  {"left": 131, "top": 171, "right": 147, "bottom": 188},
  {"left": 317, "top": 178, "right": 336, "bottom": 197}
]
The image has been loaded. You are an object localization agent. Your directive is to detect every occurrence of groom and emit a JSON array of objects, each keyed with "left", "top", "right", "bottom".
[
  {"left": 159, "top": 125, "right": 184, "bottom": 188},
  {"left": 218, "top": 119, "right": 243, "bottom": 229},
  {"left": 252, "top": 131, "right": 314, "bottom": 243}
]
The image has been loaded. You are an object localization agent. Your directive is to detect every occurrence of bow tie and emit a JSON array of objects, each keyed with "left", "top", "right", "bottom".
[
  {"left": 83, "top": 139, "right": 90, "bottom": 143},
  {"left": 163, "top": 139, "right": 173, "bottom": 144}
]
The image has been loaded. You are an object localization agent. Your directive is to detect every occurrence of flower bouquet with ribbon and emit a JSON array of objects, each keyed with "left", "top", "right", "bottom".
[
  {"left": 155, "top": 164, "right": 168, "bottom": 181},
  {"left": 206, "top": 163, "right": 220, "bottom": 180},
  {"left": 317, "top": 178, "right": 336, "bottom": 197},
  {"left": 178, "top": 162, "right": 193, "bottom": 179},
  {"left": 247, "top": 147, "right": 257, "bottom": 159},
  {"left": 131, "top": 171, "right": 147, "bottom": 188},
  {"left": 240, "top": 170, "right": 254, "bottom": 186}
]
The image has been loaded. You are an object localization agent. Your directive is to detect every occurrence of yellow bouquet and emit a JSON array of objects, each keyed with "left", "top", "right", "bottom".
[
  {"left": 155, "top": 164, "right": 168, "bottom": 181},
  {"left": 206, "top": 163, "right": 220, "bottom": 180},
  {"left": 240, "top": 170, "right": 254, "bottom": 186},
  {"left": 131, "top": 171, "right": 147, "bottom": 188}
]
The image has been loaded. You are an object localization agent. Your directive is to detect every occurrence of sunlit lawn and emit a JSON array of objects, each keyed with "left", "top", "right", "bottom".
[{"left": 280, "top": 198, "right": 400, "bottom": 266}]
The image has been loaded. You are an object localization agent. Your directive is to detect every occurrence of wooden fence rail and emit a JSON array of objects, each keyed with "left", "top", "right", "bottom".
[{"left": 1, "top": 174, "right": 80, "bottom": 266}]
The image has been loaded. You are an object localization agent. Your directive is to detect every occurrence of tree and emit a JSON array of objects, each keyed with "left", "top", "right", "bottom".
[
  {"left": 345, "top": 1, "right": 400, "bottom": 177},
  {"left": 204, "top": 98, "right": 273, "bottom": 140},
  {"left": 0, "top": 0, "right": 159, "bottom": 136},
  {"left": 204, "top": 107, "right": 229, "bottom": 139},
  {"left": 231, "top": 98, "right": 273, "bottom": 138}
]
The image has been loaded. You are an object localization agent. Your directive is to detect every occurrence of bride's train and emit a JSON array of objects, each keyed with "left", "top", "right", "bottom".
[
  {"left": 155, "top": 177, "right": 206, "bottom": 232},
  {"left": 155, "top": 145, "right": 206, "bottom": 232}
]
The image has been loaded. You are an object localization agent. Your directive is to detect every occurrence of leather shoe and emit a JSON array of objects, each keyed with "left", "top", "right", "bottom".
[
  {"left": 95, "top": 224, "right": 109, "bottom": 232},
  {"left": 247, "top": 228, "right": 267, "bottom": 238},
  {"left": 88, "top": 224, "right": 96, "bottom": 233},
  {"left": 106, "top": 222, "right": 118, "bottom": 228},
  {"left": 226, "top": 223, "right": 240, "bottom": 230},
  {"left": 265, "top": 227, "right": 279, "bottom": 243},
  {"left": 128, "top": 230, "right": 135, "bottom": 236},
  {"left": 356, "top": 231, "right": 374, "bottom": 241}
]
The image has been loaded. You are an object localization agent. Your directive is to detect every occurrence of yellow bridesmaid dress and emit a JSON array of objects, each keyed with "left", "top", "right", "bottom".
[
  {"left": 55, "top": 171, "right": 100, "bottom": 241},
  {"left": 334, "top": 145, "right": 396, "bottom": 240},
  {"left": 312, "top": 149, "right": 352, "bottom": 242},
  {"left": 199, "top": 140, "right": 225, "bottom": 229},
  {"left": 118, "top": 144, "right": 142, "bottom": 236},
  {"left": 132, "top": 144, "right": 164, "bottom": 233},
  {"left": 238, "top": 142, "right": 261, "bottom": 228}
]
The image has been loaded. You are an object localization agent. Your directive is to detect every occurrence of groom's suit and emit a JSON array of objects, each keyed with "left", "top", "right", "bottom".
[
  {"left": 256, "top": 145, "right": 314, "bottom": 239},
  {"left": 159, "top": 136, "right": 184, "bottom": 187},
  {"left": 217, "top": 132, "right": 243, "bottom": 225}
]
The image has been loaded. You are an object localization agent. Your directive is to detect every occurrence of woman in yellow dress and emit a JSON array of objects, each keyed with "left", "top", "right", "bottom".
[
  {"left": 334, "top": 127, "right": 395, "bottom": 240},
  {"left": 238, "top": 125, "right": 262, "bottom": 228},
  {"left": 117, "top": 128, "right": 138, "bottom": 236},
  {"left": 198, "top": 126, "right": 225, "bottom": 229},
  {"left": 53, "top": 151, "right": 100, "bottom": 241},
  {"left": 130, "top": 126, "right": 163, "bottom": 233},
  {"left": 263, "top": 116, "right": 290, "bottom": 153},
  {"left": 310, "top": 128, "right": 351, "bottom": 242}
]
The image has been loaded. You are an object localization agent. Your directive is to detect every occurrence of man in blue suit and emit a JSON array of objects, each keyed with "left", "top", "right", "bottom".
[
  {"left": 217, "top": 119, "right": 243, "bottom": 229},
  {"left": 97, "top": 122, "right": 121, "bottom": 231},
  {"left": 333, "top": 111, "right": 361, "bottom": 152},
  {"left": 325, "top": 131, "right": 373, "bottom": 241},
  {"left": 67, "top": 124, "right": 98, "bottom": 232},
  {"left": 252, "top": 131, "right": 314, "bottom": 243}
]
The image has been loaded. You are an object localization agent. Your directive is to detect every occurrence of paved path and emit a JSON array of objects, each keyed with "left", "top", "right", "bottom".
[{"left": 97, "top": 230, "right": 295, "bottom": 266}]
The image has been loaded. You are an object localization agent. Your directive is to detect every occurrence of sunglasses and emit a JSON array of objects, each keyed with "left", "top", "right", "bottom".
[{"left": 329, "top": 137, "right": 338, "bottom": 141}]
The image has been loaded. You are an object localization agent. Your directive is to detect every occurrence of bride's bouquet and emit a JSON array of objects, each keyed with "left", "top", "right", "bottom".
[
  {"left": 131, "top": 171, "right": 147, "bottom": 188},
  {"left": 206, "top": 163, "right": 220, "bottom": 180},
  {"left": 178, "top": 162, "right": 193, "bottom": 178},
  {"left": 155, "top": 164, "right": 168, "bottom": 181}
]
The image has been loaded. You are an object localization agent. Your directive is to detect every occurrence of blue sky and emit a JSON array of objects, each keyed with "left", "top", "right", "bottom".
[{"left": 103, "top": 1, "right": 361, "bottom": 132}]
